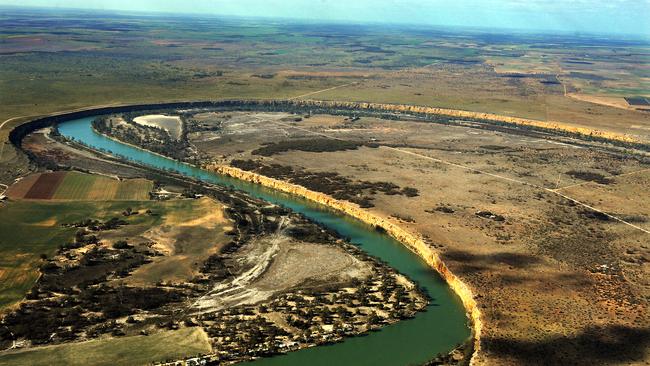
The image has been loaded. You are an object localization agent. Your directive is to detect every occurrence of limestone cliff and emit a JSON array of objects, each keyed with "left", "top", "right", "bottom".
[
  {"left": 208, "top": 164, "right": 484, "bottom": 365},
  {"left": 276, "top": 99, "right": 639, "bottom": 144}
]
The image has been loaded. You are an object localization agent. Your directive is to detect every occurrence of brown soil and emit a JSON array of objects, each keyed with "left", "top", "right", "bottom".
[
  {"left": 24, "top": 172, "right": 66, "bottom": 199},
  {"left": 5, "top": 173, "right": 40, "bottom": 199}
]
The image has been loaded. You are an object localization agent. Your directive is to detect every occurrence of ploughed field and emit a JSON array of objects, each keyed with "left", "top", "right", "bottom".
[{"left": 6, "top": 171, "right": 152, "bottom": 201}]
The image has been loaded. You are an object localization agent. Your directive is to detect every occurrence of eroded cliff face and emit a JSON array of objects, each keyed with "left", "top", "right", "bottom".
[
  {"left": 287, "top": 100, "right": 638, "bottom": 143},
  {"left": 208, "top": 164, "right": 484, "bottom": 365}
]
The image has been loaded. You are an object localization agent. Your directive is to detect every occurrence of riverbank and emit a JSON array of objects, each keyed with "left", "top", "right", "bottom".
[
  {"left": 289, "top": 100, "right": 639, "bottom": 144},
  {"left": 208, "top": 164, "right": 482, "bottom": 365},
  {"left": 16, "top": 102, "right": 649, "bottom": 365},
  {"left": 6, "top": 98, "right": 648, "bottom": 186},
  {"left": 49, "top": 115, "right": 472, "bottom": 365}
]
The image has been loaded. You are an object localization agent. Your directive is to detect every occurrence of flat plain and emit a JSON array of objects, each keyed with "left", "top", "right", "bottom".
[
  {"left": 2, "top": 8, "right": 650, "bottom": 184},
  {"left": 0, "top": 327, "right": 212, "bottom": 366},
  {"left": 0, "top": 6, "right": 649, "bottom": 366}
]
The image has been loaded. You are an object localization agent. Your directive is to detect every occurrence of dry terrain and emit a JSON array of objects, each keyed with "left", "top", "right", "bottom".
[
  {"left": 132, "top": 115, "right": 183, "bottom": 140},
  {"left": 192, "top": 223, "right": 372, "bottom": 312},
  {"left": 2, "top": 11, "right": 650, "bottom": 185},
  {"left": 189, "top": 111, "right": 650, "bottom": 365}
]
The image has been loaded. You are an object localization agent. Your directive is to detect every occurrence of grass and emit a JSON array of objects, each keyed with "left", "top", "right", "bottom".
[
  {"left": 38, "top": 172, "right": 153, "bottom": 201},
  {"left": 0, "top": 201, "right": 77, "bottom": 310},
  {"left": 0, "top": 200, "right": 157, "bottom": 311},
  {"left": 0, "top": 198, "right": 228, "bottom": 311},
  {"left": 0, "top": 327, "right": 212, "bottom": 366},
  {"left": 50, "top": 172, "right": 97, "bottom": 200},
  {"left": 113, "top": 179, "right": 152, "bottom": 201},
  {"left": 125, "top": 198, "right": 230, "bottom": 286}
]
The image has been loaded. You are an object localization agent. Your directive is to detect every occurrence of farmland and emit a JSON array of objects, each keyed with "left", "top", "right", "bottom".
[
  {"left": 0, "top": 200, "right": 153, "bottom": 310},
  {"left": 0, "top": 197, "right": 227, "bottom": 311},
  {"left": 0, "top": 327, "right": 212, "bottom": 366},
  {"left": 6, "top": 172, "right": 152, "bottom": 201}
]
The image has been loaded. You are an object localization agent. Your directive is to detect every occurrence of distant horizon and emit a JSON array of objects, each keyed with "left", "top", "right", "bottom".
[{"left": 1, "top": 0, "right": 649, "bottom": 38}]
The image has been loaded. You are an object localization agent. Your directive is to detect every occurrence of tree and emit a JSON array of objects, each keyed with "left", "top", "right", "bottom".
[{"left": 113, "top": 240, "right": 130, "bottom": 249}]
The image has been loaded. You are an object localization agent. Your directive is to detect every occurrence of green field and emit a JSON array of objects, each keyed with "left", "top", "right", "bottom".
[
  {"left": 7, "top": 171, "right": 153, "bottom": 201},
  {"left": 50, "top": 172, "right": 153, "bottom": 201},
  {"left": 0, "top": 198, "right": 227, "bottom": 311},
  {"left": 50, "top": 172, "right": 95, "bottom": 200},
  {"left": 0, "top": 201, "right": 77, "bottom": 310},
  {"left": 0, "top": 200, "right": 161, "bottom": 310},
  {"left": 0, "top": 327, "right": 212, "bottom": 366},
  {"left": 113, "top": 179, "right": 153, "bottom": 200}
]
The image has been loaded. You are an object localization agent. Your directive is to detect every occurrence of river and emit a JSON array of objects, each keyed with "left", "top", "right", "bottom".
[{"left": 58, "top": 115, "right": 470, "bottom": 365}]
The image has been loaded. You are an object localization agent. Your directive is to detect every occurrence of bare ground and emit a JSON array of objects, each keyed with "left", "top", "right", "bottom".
[{"left": 192, "top": 219, "right": 371, "bottom": 313}]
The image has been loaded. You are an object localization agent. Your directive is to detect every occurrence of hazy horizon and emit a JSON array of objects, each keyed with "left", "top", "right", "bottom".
[{"left": 1, "top": 0, "right": 649, "bottom": 38}]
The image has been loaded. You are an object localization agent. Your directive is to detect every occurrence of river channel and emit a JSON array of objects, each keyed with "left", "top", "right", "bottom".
[{"left": 58, "top": 115, "right": 470, "bottom": 366}]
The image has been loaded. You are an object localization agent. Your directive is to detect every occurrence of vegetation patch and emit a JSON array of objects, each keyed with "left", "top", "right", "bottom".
[
  {"left": 426, "top": 205, "right": 455, "bottom": 214},
  {"left": 566, "top": 170, "right": 611, "bottom": 184},
  {"left": 231, "top": 159, "right": 419, "bottom": 207},
  {"left": 475, "top": 210, "right": 506, "bottom": 222},
  {"left": 0, "top": 200, "right": 158, "bottom": 311},
  {"left": 251, "top": 138, "right": 366, "bottom": 156}
]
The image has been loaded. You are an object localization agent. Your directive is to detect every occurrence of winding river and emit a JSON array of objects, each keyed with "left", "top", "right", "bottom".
[{"left": 58, "top": 115, "right": 471, "bottom": 365}]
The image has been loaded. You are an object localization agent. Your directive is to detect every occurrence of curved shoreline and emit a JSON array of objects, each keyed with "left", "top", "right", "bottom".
[
  {"left": 89, "top": 124, "right": 184, "bottom": 162},
  {"left": 19, "top": 97, "right": 642, "bottom": 364},
  {"left": 9, "top": 99, "right": 650, "bottom": 365},
  {"left": 69, "top": 119, "right": 483, "bottom": 363},
  {"left": 57, "top": 116, "right": 474, "bottom": 365},
  {"left": 9, "top": 99, "right": 645, "bottom": 152},
  {"left": 208, "top": 164, "right": 483, "bottom": 365}
]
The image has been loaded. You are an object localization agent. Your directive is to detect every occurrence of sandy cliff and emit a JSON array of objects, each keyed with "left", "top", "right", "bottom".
[
  {"left": 208, "top": 164, "right": 484, "bottom": 365},
  {"left": 287, "top": 100, "right": 638, "bottom": 144}
]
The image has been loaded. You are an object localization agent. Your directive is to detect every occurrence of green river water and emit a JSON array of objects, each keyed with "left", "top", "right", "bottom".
[{"left": 58, "top": 115, "right": 470, "bottom": 365}]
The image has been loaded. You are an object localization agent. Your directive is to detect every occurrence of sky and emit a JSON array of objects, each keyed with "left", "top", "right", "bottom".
[{"left": 1, "top": 0, "right": 649, "bottom": 37}]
